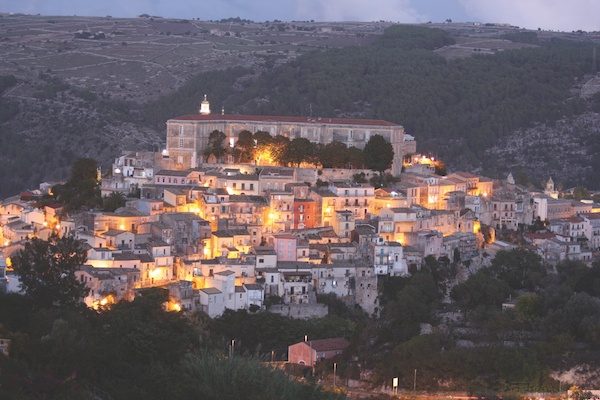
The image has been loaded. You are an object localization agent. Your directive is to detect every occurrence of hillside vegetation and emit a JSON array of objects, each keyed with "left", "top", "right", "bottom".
[
  {"left": 4, "top": 250, "right": 600, "bottom": 397},
  {"left": 217, "top": 26, "right": 596, "bottom": 172},
  {"left": 141, "top": 25, "right": 600, "bottom": 186},
  {"left": 1, "top": 23, "right": 600, "bottom": 197}
]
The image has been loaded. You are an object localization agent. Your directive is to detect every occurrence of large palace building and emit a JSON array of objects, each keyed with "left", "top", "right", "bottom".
[{"left": 165, "top": 97, "right": 405, "bottom": 176}]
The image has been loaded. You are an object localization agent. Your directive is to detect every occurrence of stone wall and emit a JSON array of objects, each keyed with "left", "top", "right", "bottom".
[
  {"left": 195, "top": 162, "right": 379, "bottom": 186},
  {"left": 269, "top": 303, "right": 328, "bottom": 320}
]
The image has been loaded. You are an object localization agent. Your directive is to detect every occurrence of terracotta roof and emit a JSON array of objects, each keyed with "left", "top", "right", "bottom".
[
  {"left": 524, "top": 233, "right": 556, "bottom": 239},
  {"left": 169, "top": 114, "right": 400, "bottom": 128},
  {"left": 215, "top": 270, "right": 235, "bottom": 276},
  {"left": 200, "top": 287, "right": 221, "bottom": 295},
  {"left": 273, "top": 234, "right": 296, "bottom": 239},
  {"left": 113, "top": 252, "right": 142, "bottom": 261},
  {"left": 244, "top": 283, "right": 263, "bottom": 291},
  {"left": 156, "top": 169, "right": 191, "bottom": 177},
  {"left": 101, "top": 229, "right": 129, "bottom": 236},
  {"left": 305, "top": 338, "right": 349, "bottom": 352},
  {"left": 225, "top": 174, "right": 259, "bottom": 181}
]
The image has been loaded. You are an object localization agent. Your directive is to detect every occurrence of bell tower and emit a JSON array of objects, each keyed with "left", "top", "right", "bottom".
[{"left": 199, "top": 94, "right": 210, "bottom": 115}]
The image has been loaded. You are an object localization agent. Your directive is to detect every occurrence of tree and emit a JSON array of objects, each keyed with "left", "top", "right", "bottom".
[
  {"left": 515, "top": 170, "right": 530, "bottom": 187},
  {"left": 319, "top": 141, "right": 349, "bottom": 168},
  {"left": 453, "top": 248, "right": 461, "bottom": 263},
  {"left": 103, "top": 191, "right": 126, "bottom": 212},
  {"left": 363, "top": 135, "right": 394, "bottom": 181},
  {"left": 435, "top": 161, "right": 447, "bottom": 176},
  {"left": 573, "top": 186, "right": 591, "bottom": 200},
  {"left": 52, "top": 158, "right": 102, "bottom": 210},
  {"left": 570, "top": 386, "right": 593, "bottom": 400},
  {"left": 203, "top": 130, "right": 227, "bottom": 160},
  {"left": 11, "top": 235, "right": 89, "bottom": 309},
  {"left": 489, "top": 248, "right": 545, "bottom": 291},
  {"left": 287, "top": 138, "right": 315, "bottom": 167},
  {"left": 270, "top": 135, "right": 290, "bottom": 165},
  {"left": 451, "top": 270, "right": 512, "bottom": 309},
  {"left": 68, "top": 157, "right": 98, "bottom": 187},
  {"left": 253, "top": 130, "right": 273, "bottom": 164},
  {"left": 347, "top": 146, "right": 365, "bottom": 168},
  {"left": 236, "top": 130, "right": 255, "bottom": 162}
]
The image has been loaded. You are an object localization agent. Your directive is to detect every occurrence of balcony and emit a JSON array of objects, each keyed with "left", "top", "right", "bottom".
[{"left": 284, "top": 278, "right": 311, "bottom": 283}]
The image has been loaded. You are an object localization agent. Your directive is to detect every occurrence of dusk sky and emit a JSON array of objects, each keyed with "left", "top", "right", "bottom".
[{"left": 3, "top": 0, "right": 599, "bottom": 32}]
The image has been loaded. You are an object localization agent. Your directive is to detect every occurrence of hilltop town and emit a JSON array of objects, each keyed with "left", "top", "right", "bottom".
[{"left": 2, "top": 96, "right": 599, "bottom": 322}]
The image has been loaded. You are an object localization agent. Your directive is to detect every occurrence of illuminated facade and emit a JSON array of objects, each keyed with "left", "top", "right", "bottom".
[{"left": 165, "top": 105, "right": 405, "bottom": 176}]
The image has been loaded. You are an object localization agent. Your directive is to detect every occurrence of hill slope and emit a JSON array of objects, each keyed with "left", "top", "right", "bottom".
[{"left": 1, "top": 16, "right": 600, "bottom": 197}]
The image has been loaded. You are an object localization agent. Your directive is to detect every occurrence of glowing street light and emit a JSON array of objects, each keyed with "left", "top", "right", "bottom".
[{"left": 333, "top": 363, "right": 337, "bottom": 388}]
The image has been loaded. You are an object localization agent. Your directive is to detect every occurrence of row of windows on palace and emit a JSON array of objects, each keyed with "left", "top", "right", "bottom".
[{"left": 177, "top": 125, "right": 381, "bottom": 141}]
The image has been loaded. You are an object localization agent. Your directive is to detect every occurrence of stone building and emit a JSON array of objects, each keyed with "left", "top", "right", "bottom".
[{"left": 165, "top": 99, "right": 405, "bottom": 176}]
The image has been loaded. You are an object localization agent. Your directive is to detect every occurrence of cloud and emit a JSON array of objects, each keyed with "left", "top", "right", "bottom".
[
  {"left": 292, "top": 0, "right": 427, "bottom": 23},
  {"left": 458, "top": 0, "right": 600, "bottom": 31}
]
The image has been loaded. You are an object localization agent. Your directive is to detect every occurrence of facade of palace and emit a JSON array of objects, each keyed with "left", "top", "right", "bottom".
[{"left": 165, "top": 98, "right": 405, "bottom": 176}]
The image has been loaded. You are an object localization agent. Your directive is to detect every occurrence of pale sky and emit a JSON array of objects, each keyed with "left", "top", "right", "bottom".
[{"left": 3, "top": 0, "right": 599, "bottom": 32}]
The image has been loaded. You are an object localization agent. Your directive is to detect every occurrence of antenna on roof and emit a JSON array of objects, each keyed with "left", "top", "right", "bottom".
[{"left": 309, "top": 103, "right": 313, "bottom": 118}]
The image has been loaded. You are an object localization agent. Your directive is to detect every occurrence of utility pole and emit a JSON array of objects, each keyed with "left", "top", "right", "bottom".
[{"left": 414, "top": 369, "right": 417, "bottom": 393}]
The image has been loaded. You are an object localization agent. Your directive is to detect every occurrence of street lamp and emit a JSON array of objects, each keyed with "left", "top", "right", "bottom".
[
  {"left": 333, "top": 362, "right": 337, "bottom": 388},
  {"left": 414, "top": 369, "right": 417, "bottom": 393}
]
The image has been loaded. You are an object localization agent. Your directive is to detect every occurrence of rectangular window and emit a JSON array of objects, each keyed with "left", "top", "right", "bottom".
[
  {"left": 179, "top": 139, "right": 183, "bottom": 148},
  {"left": 250, "top": 183, "right": 254, "bottom": 190},
  {"left": 242, "top": 183, "right": 245, "bottom": 190},
  {"left": 179, "top": 126, "right": 184, "bottom": 135}
]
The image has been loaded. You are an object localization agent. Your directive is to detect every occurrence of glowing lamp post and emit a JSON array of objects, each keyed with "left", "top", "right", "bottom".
[{"left": 333, "top": 363, "right": 337, "bottom": 388}]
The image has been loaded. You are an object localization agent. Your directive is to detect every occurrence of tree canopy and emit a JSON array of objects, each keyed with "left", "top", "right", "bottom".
[
  {"left": 12, "top": 235, "right": 89, "bottom": 309},
  {"left": 203, "top": 130, "right": 227, "bottom": 160},
  {"left": 363, "top": 134, "right": 394, "bottom": 178}
]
